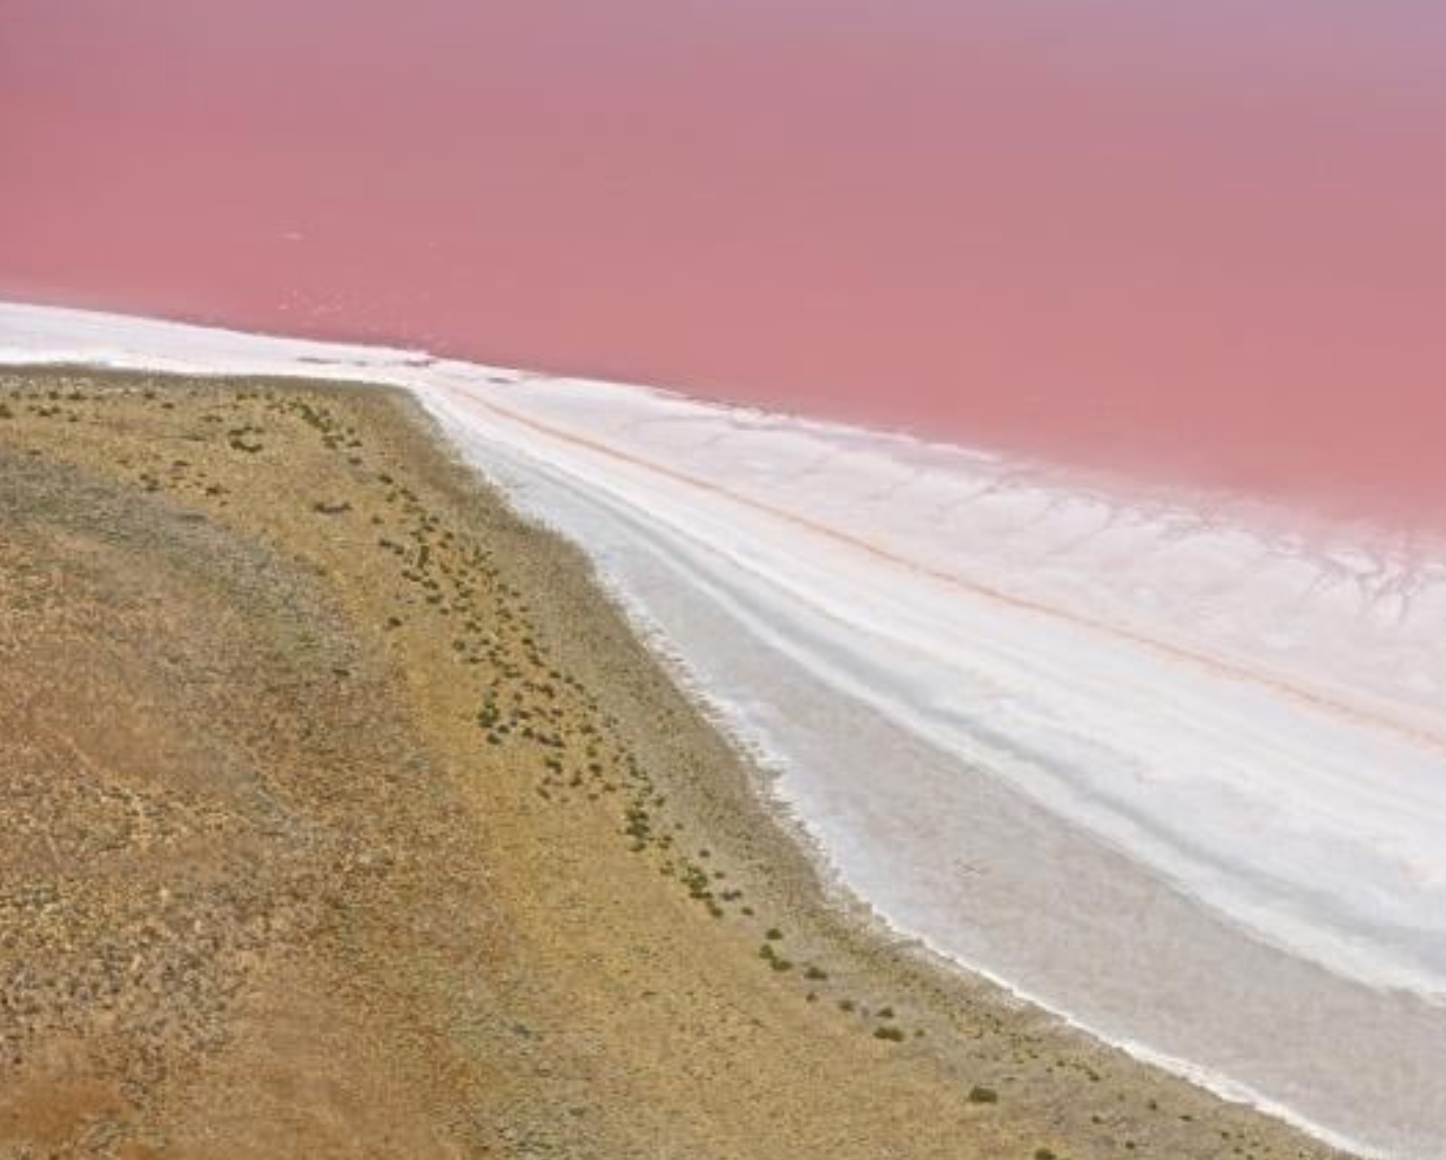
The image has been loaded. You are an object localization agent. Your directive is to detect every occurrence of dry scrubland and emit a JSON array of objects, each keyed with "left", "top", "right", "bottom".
[{"left": 0, "top": 369, "right": 1347, "bottom": 1160}]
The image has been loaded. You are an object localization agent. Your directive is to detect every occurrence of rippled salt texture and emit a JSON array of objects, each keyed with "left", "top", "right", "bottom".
[{"left": 4, "top": 302, "right": 1445, "bottom": 1158}]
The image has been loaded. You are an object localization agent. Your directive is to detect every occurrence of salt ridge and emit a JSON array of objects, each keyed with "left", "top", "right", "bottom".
[{"left": 3, "top": 302, "right": 1443, "bottom": 1158}]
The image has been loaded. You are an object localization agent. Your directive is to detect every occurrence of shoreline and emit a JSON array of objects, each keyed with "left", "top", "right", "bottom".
[
  {"left": 4, "top": 303, "right": 1444, "bottom": 1154},
  {"left": 8, "top": 299, "right": 1446, "bottom": 556},
  {"left": 0, "top": 364, "right": 1362, "bottom": 1159},
  {"left": 585, "top": 572, "right": 1379, "bottom": 1159},
  {"left": 523, "top": 456, "right": 1379, "bottom": 1159}
]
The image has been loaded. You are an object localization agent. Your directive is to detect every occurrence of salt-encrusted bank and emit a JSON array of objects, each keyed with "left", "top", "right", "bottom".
[{"left": 5, "top": 301, "right": 1444, "bottom": 1158}]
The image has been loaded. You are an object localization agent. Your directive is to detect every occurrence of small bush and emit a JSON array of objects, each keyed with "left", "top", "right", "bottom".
[
  {"left": 968, "top": 1086, "right": 999, "bottom": 1105},
  {"left": 873, "top": 1026, "right": 905, "bottom": 1043}
]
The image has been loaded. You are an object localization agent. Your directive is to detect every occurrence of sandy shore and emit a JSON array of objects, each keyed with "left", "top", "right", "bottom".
[{"left": 0, "top": 367, "right": 1353, "bottom": 1160}]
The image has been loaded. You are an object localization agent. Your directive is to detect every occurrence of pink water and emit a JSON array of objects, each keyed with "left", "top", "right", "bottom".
[{"left": 4, "top": 0, "right": 1445, "bottom": 526}]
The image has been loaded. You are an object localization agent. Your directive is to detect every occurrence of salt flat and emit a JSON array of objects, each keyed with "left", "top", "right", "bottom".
[{"left": 4, "top": 301, "right": 1444, "bottom": 1158}]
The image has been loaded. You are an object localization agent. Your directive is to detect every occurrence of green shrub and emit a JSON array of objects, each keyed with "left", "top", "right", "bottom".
[{"left": 758, "top": 946, "right": 793, "bottom": 971}]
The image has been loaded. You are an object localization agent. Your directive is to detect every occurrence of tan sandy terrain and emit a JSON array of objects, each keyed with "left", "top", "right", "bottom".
[{"left": 0, "top": 368, "right": 1348, "bottom": 1160}]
